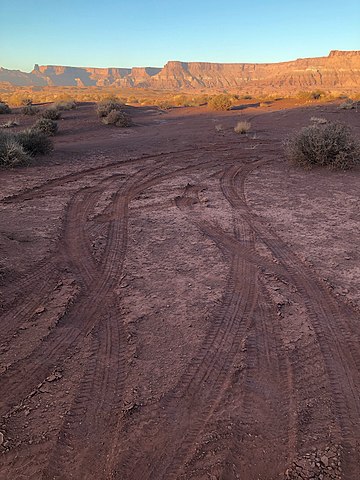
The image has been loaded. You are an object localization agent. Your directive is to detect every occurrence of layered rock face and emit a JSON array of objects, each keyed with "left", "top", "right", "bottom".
[{"left": 1, "top": 51, "right": 359, "bottom": 91}]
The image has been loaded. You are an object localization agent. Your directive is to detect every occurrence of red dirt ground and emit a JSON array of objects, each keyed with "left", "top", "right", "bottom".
[{"left": 0, "top": 100, "right": 359, "bottom": 480}]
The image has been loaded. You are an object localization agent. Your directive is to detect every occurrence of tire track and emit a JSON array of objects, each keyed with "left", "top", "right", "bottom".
[
  {"left": 179, "top": 179, "right": 295, "bottom": 478},
  {"left": 42, "top": 299, "right": 126, "bottom": 480},
  {"left": 0, "top": 176, "right": 118, "bottom": 355},
  {"left": 228, "top": 160, "right": 360, "bottom": 478},
  {"left": 0, "top": 154, "right": 220, "bottom": 480},
  {"left": 1, "top": 146, "right": 231, "bottom": 205},
  {"left": 116, "top": 171, "right": 259, "bottom": 479}
]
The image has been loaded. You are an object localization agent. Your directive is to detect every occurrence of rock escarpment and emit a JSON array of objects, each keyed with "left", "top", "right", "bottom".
[{"left": 1, "top": 51, "right": 359, "bottom": 91}]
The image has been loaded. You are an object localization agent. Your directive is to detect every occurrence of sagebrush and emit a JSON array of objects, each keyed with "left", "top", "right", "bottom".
[
  {"left": 0, "top": 102, "right": 11, "bottom": 114},
  {"left": 102, "top": 109, "right": 132, "bottom": 127},
  {"left": 33, "top": 118, "right": 58, "bottom": 136},
  {"left": 16, "top": 129, "right": 53, "bottom": 155},
  {"left": 0, "top": 133, "right": 30, "bottom": 167},
  {"left": 22, "top": 104, "right": 39, "bottom": 116},
  {"left": 284, "top": 122, "right": 360, "bottom": 170},
  {"left": 96, "top": 98, "right": 124, "bottom": 117},
  {"left": 208, "top": 94, "right": 232, "bottom": 111},
  {"left": 41, "top": 107, "right": 61, "bottom": 120},
  {"left": 55, "top": 100, "right": 77, "bottom": 110}
]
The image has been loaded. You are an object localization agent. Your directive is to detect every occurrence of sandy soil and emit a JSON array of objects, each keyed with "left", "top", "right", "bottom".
[{"left": 0, "top": 100, "right": 359, "bottom": 480}]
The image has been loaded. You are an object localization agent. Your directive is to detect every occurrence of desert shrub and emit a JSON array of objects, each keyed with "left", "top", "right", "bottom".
[
  {"left": 22, "top": 105, "right": 39, "bottom": 116},
  {"left": 339, "top": 99, "right": 356, "bottom": 110},
  {"left": 297, "top": 90, "right": 326, "bottom": 101},
  {"left": 96, "top": 99, "right": 124, "bottom": 117},
  {"left": 21, "top": 98, "right": 33, "bottom": 106},
  {"left": 234, "top": 121, "right": 251, "bottom": 134},
  {"left": 156, "top": 100, "right": 173, "bottom": 110},
  {"left": 0, "top": 133, "right": 30, "bottom": 167},
  {"left": 33, "top": 118, "right": 58, "bottom": 136},
  {"left": 284, "top": 122, "right": 360, "bottom": 170},
  {"left": 16, "top": 129, "right": 53, "bottom": 155},
  {"left": 208, "top": 94, "right": 233, "bottom": 111},
  {"left": 242, "top": 95, "right": 253, "bottom": 100},
  {"left": 41, "top": 107, "right": 61, "bottom": 120},
  {"left": 190, "top": 94, "right": 210, "bottom": 106},
  {"left": 310, "top": 90, "right": 324, "bottom": 100},
  {"left": 173, "top": 95, "right": 191, "bottom": 107},
  {"left": 0, "top": 102, "right": 11, "bottom": 114},
  {"left": 102, "top": 109, "right": 132, "bottom": 127},
  {"left": 55, "top": 100, "right": 77, "bottom": 110}
]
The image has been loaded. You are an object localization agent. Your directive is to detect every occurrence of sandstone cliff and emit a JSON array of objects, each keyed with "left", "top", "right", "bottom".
[{"left": 1, "top": 51, "right": 359, "bottom": 92}]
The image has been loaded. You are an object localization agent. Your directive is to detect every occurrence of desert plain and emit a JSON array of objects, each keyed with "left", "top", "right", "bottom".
[{"left": 0, "top": 96, "right": 359, "bottom": 480}]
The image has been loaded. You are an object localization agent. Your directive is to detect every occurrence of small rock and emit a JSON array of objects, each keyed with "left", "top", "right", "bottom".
[
  {"left": 320, "top": 455, "right": 329, "bottom": 467},
  {"left": 46, "top": 371, "right": 62, "bottom": 382},
  {"left": 39, "top": 385, "right": 51, "bottom": 394},
  {"left": 0, "top": 432, "right": 4, "bottom": 446}
]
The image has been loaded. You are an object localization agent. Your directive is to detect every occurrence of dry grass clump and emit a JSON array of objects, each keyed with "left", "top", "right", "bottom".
[
  {"left": 102, "top": 109, "right": 132, "bottom": 127},
  {"left": 310, "top": 116, "right": 328, "bottom": 124},
  {"left": 234, "top": 121, "right": 251, "bottom": 134},
  {"left": 33, "top": 118, "right": 58, "bottom": 136},
  {"left": 0, "top": 102, "right": 11, "bottom": 114},
  {"left": 284, "top": 122, "right": 360, "bottom": 170},
  {"left": 1, "top": 119, "right": 19, "bottom": 128},
  {"left": 208, "top": 94, "right": 233, "bottom": 111},
  {"left": 96, "top": 98, "right": 124, "bottom": 117},
  {"left": 41, "top": 106, "right": 61, "bottom": 120},
  {"left": 215, "top": 124, "right": 224, "bottom": 133}
]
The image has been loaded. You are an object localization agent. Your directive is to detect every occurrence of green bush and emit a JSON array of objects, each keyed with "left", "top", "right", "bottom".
[
  {"left": 16, "top": 129, "right": 53, "bottom": 155},
  {"left": 96, "top": 99, "right": 124, "bottom": 117},
  {"left": 0, "top": 102, "right": 11, "bottom": 114},
  {"left": 102, "top": 109, "right": 132, "bottom": 127},
  {"left": 33, "top": 118, "right": 58, "bottom": 136},
  {"left": 0, "top": 133, "right": 30, "bottom": 167},
  {"left": 284, "top": 122, "right": 360, "bottom": 170},
  {"left": 208, "top": 94, "right": 233, "bottom": 111},
  {"left": 41, "top": 107, "right": 61, "bottom": 120}
]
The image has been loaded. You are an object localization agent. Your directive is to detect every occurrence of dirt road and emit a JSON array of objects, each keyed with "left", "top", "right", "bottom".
[{"left": 0, "top": 102, "right": 359, "bottom": 479}]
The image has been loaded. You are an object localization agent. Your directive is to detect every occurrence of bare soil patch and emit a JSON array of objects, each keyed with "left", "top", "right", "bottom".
[{"left": 0, "top": 100, "right": 359, "bottom": 480}]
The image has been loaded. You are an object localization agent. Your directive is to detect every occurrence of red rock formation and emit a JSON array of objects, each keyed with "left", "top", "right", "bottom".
[{"left": 1, "top": 51, "right": 359, "bottom": 92}]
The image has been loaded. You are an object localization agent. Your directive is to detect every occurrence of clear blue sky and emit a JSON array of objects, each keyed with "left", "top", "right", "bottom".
[{"left": 1, "top": 0, "right": 359, "bottom": 71}]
